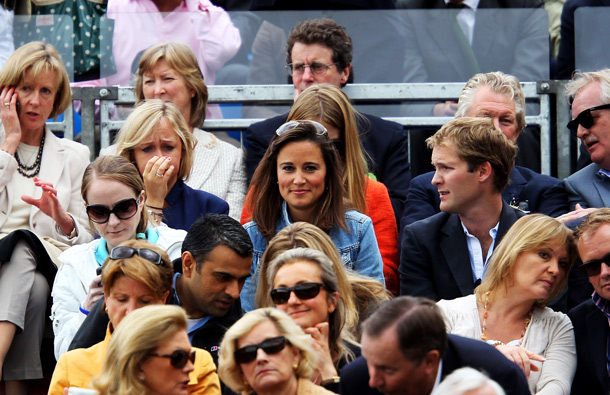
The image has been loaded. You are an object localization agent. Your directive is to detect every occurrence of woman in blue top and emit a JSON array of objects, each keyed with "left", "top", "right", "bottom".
[
  {"left": 51, "top": 155, "right": 186, "bottom": 358},
  {"left": 241, "top": 121, "right": 383, "bottom": 311},
  {"left": 114, "top": 99, "right": 228, "bottom": 231}
]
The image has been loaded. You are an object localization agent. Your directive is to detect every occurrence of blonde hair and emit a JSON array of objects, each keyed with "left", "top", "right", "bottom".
[
  {"left": 0, "top": 41, "right": 71, "bottom": 118},
  {"left": 477, "top": 214, "right": 577, "bottom": 308},
  {"left": 91, "top": 305, "right": 187, "bottom": 394},
  {"left": 288, "top": 84, "right": 369, "bottom": 213},
  {"left": 135, "top": 42, "right": 208, "bottom": 128},
  {"left": 565, "top": 68, "right": 610, "bottom": 103},
  {"left": 218, "top": 308, "right": 316, "bottom": 395},
  {"left": 114, "top": 99, "right": 196, "bottom": 181}
]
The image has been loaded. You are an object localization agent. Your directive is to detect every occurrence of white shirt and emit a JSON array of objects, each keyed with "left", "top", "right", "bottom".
[{"left": 461, "top": 220, "right": 499, "bottom": 282}]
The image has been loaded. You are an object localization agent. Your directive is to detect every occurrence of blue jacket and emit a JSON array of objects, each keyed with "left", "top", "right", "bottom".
[
  {"left": 240, "top": 201, "right": 384, "bottom": 311},
  {"left": 163, "top": 179, "right": 229, "bottom": 232}
]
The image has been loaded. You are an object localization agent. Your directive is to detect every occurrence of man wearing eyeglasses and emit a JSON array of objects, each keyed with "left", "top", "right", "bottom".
[
  {"left": 563, "top": 69, "right": 610, "bottom": 219},
  {"left": 245, "top": 18, "right": 410, "bottom": 224},
  {"left": 569, "top": 207, "right": 610, "bottom": 393}
]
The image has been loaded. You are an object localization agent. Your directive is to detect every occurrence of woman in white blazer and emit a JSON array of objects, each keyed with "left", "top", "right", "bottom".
[
  {"left": 0, "top": 42, "right": 93, "bottom": 391},
  {"left": 100, "top": 41, "right": 247, "bottom": 220}
]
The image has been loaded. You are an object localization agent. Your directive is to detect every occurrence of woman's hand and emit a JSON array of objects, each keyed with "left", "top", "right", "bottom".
[
  {"left": 141, "top": 156, "right": 175, "bottom": 208},
  {"left": 82, "top": 274, "right": 103, "bottom": 311},
  {"left": 22, "top": 177, "right": 74, "bottom": 235},
  {"left": 0, "top": 86, "right": 21, "bottom": 154},
  {"left": 496, "top": 344, "right": 544, "bottom": 378},
  {"left": 304, "top": 322, "right": 338, "bottom": 381}
]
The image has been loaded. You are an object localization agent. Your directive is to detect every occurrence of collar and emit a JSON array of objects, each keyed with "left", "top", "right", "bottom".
[
  {"left": 598, "top": 168, "right": 610, "bottom": 179},
  {"left": 164, "top": 179, "right": 184, "bottom": 206},
  {"left": 460, "top": 220, "right": 500, "bottom": 239},
  {"left": 94, "top": 228, "right": 158, "bottom": 266},
  {"left": 593, "top": 291, "right": 610, "bottom": 319},
  {"left": 443, "top": 0, "right": 479, "bottom": 9}
]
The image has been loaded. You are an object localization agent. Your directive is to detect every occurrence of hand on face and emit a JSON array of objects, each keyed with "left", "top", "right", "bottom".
[
  {"left": 142, "top": 156, "right": 175, "bottom": 207},
  {"left": 0, "top": 86, "right": 21, "bottom": 149},
  {"left": 303, "top": 322, "right": 338, "bottom": 381}
]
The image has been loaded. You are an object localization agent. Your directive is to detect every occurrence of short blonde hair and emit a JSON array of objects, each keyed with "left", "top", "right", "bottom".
[
  {"left": 114, "top": 99, "right": 196, "bottom": 180},
  {"left": 565, "top": 68, "right": 610, "bottom": 104},
  {"left": 477, "top": 214, "right": 577, "bottom": 308},
  {"left": 102, "top": 239, "right": 174, "bottom": 303},
  {"left": 91, "top": 305, "right": 187, "bottom": 394},
  {"left": 218, "top": 308, "right": 316, "bottom": 395},
  {"left": 135, "top": 42, "right": 208, "bottom": 128},
  {"left": 0, "top": 41, "right": 71, "bottom": 118},
  {"left": 574, "top": 207, "right": 610, "bottom": 240}
]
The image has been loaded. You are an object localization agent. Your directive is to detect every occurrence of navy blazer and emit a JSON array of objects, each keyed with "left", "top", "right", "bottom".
[
  {"left": 339, "top": 334, "right": 530, "bottom": 395},
  {"left": 400, "top": 202, "right": 524, "bottom": 300},
  {"left": 400, "top": 165, "right": 567, "bottom": 232},
  {"left": 245, "top": 112, "right": 410, "bottom": 223},
  {"left": 568, "top": 299, "right": 610, "bottom": 394}
]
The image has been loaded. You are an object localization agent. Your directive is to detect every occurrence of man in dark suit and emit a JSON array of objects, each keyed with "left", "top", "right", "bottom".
[
  {"left": 401, "top": 72, "right": 567, "bottom": 230},
  {"left": 569, "top": 208, "right": 610, "bottom": 393},
  {"left": 245, "top": 18, "right": 410, "bottom": 223},
  {"left": 339, "top": 296, "right": 529, "bottom": 395},
  {"left": 400, "top": 117, "right": 522, "bottom": 300}
]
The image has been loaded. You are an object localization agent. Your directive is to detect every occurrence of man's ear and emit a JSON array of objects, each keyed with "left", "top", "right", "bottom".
[
  {"left": 340, "top": 63, "right": 352, "bottom": 85},
  {"left": 477, "top": 161, "right": 493, "bottom": 183},
  {"left": 421, "top": 349, "right": 440, "bottom": 376},
  {"left": 182, "top": 251, "right": 196, "bottom": 278}
]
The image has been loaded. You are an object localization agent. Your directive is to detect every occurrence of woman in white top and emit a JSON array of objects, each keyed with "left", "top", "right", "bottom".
[
  {"left": 51, "top": 155, "right": 186, "bottom": 358},
  {"left": 100, "top": 41, "right": 246, "bottom": 219},
  {"left": 437, "top": 214, "right": 578, "bottom": 394}
]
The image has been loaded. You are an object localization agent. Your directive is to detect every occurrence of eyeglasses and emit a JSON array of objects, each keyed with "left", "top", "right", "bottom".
[
  {"left": 109, "top": 246, "right": 162, "bottom": 266},
  {"left": 285, "top": 62, "right": 339, "bottom": 76},
  {"left": 234, "top": 336, "right": 288, "bottom": 364},
  {"left": 581, "top": 251, "right": 610, "bottom": 277},
  {"left": 275, "top": 120, "right": 328, "bottom": 137},
  {"left": 86, "top": 198, "right": 139, "bottom": 224},
  {"left": 567, "top": 103, "right": 610, "bottom": 134},
  {"left": 270, "top": 282, "right": 326, "bottom": 305},
  {"left": 149, "top": 349, "right": 196, "bottom": 369}
]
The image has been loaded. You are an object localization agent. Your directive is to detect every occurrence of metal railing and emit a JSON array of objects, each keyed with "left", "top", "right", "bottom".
[{"left": 48, "top": 82, "right": 572, "bottom": 178}]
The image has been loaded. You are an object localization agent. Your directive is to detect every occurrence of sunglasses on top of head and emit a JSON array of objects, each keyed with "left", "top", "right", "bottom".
[
  {"left": 149, "top": 349, "right": 196, "bottom": 369},
  {"left": 234, "top": 336, "right": 288, "bottom": 364},
  {"left": 86, "top": 197, "right": 139, "bottom": 224},
  {"left": 109, "top": 246, "right": 163, "bottom": 266},
  {"left": 275, "top": 120, "right": 328, "bottom": 137},
  {"left": 270, "top": 282, "right": 327, "bottom": 305},
  {"left": 581, "top": 251, "right": 610, "bottom": 277},
  {"left": 567, "top": 103, "right": 610, "bottom": 135}
]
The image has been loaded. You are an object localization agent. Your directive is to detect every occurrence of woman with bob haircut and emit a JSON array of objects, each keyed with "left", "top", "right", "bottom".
[
  {"left": 114, "top": 99, "right": 228, "bottom": 231},
  {"left": 241, "top": 122, "right": 383, "bottom": 311},
  {"left": 50, "top": 241, "right": 220, "bottom": 394},
  {"left": 91, "top": 305, "right": 220, "bottom": 395},
  {"left": 0, "top": 41, "right": 92, "bottom": 391},
  {"left": 255, "top": 222, "right": 390, "bottom": 339},
  {"left": 218, "top": 307, "right": 334, "bottom": 395},
  {"left": 437, "top": 214, "right": 578, "bottom": 394},
  {"left": 102, "top": 41, "right": 247, "bottom": 220},
  {"left": 242, "top": 84, "right": 398, "bottom": 294},
  {"left": 264, "top": 247, "right": 362, "bottom": 390},
  {"left": 51, "top": 155, "right": 186, "bottom": 358}
]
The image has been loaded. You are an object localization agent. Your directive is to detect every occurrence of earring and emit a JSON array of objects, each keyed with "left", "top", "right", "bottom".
[
  {"left": 243, "top": 379, "right": 248, "bottom": 385},
  {"left": 292, "top": 362, "right": 298, "bottom": 370},
  {"left": 138, "top": 375, "right": 145, "bottom": 382}
]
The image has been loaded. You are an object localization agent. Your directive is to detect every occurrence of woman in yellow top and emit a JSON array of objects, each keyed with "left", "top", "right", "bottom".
[{"left": 48, "top": 240, "right": 220, "bottom": 395}]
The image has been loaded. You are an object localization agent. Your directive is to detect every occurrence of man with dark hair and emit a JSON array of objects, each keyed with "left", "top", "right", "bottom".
[
  {"left": 400, "top": 117, "right": 523, "bottom": 300},
  {"left": 245, "top": 18, "right": 410, "bottom": 223},
  {"left": 69, "top": 214, "right": 252, "bottom": 366},
  {"left": 339, "top": 296, "right": 529, "bottom": 395}
]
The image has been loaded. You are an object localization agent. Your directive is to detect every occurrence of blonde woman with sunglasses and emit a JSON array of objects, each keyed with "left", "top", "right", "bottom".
[{"left": 51, "top": 156, "right": 186, "bottom": 359}]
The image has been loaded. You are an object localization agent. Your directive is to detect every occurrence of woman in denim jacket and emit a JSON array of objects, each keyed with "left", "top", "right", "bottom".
[{"left": 241, "top": 121, "right": 383, "bottom": 311}]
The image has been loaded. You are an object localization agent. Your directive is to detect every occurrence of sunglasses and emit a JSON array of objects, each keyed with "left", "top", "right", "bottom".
[
  {"left": 581, "top": 251, "right": 610, "bottom": 277},
  {"left": 234, "top": 336, "right": 288, "bottom": 364},
  {"left": 270, "top": 282, "right": 326, "bottom": 305},
  {"left": 86, "top": 198, "right": 139, "bottom": 224},
  {"left": 567, "top": 103, "right": 610, "bottom": 134},
  {"left": 150, "top": 349, "right": 196, "bottom": 369},
  {"left": 109, "top": 246, "right": 162, "bottom": 266},
  {"left": 275, "top": 120, "right": 328, "bottom": 137}
]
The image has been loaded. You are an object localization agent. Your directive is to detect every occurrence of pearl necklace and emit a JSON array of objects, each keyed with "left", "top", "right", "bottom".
[
  {"left": 15, "top": 132, "right": 45, "bottom": 178},
  {"left": 480, "top": 291, "right": 532, "bottom": 346}
]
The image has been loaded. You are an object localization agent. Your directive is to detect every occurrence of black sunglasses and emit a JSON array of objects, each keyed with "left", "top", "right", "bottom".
[
  {"left": 86, "top": 198, "right": 139, "bottom": 224},
  {"left": 581, "top": 251, "right": 610, "bottom": 277},
  {"left": 150, "top": 349, "right": 196, "bottom": 369},
  {"left": 270, "top": 282, "right": 326, "bottom": 305},
  {"left": 234, "top": 336, "right": 288, "bottom": 364},
  {"left": 567, "top": 103, "right": 610, "bottom": 134},
  {"left": 109, "top": 246, "right": 162, "bottom": 266}
]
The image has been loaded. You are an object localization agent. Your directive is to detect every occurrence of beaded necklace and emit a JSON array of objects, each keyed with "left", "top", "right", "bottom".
[
  {"left": 480, "top": 291, "right": 533, "bottom": 346},
  {"left": 15, "top": 132, "right": 45, "bottom": 178}
]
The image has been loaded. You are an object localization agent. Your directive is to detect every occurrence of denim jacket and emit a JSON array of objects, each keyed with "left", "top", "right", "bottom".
[{"left": 240, "top": 201, "right": 384, "bottom": 312}]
